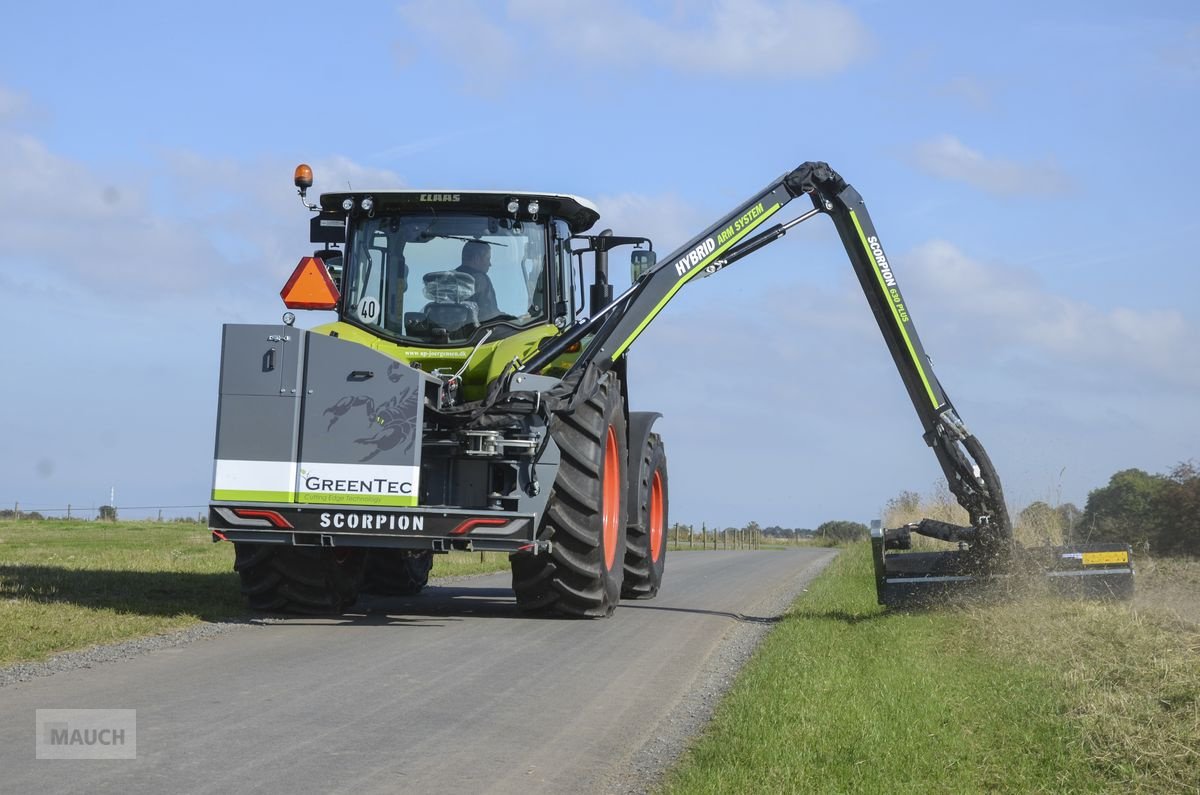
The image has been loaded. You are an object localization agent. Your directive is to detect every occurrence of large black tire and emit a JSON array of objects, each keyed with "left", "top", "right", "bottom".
[
  {"left": 511, "top": 373, "right": 628, "bottom": 617},
  {"left": 622, "top": 432, "right": 668, "bottom": 599},
  {"left": 363, "top": 549, "right": 434, "bottom": 596},
  {"left": 233, "top": 543, "right": 365, "bottom": 614}
]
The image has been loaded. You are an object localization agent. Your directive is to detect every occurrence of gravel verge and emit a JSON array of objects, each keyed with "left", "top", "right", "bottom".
[{"left": 0, "top": 619, "right": 252, "bottom": 688}]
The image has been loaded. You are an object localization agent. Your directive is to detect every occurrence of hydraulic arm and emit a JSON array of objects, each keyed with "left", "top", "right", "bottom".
[{"left": 522, "top": 162, "right": 1011, "bottom": 557}]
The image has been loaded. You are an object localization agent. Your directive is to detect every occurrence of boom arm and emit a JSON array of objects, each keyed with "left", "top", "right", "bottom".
[{"left": 522, "top": 162, "right": 1011, "bottom": 551}]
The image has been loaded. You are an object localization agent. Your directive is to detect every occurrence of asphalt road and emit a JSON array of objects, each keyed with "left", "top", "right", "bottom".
[{"left": 0, "top": 547, "right": 836, "bottom": 794}]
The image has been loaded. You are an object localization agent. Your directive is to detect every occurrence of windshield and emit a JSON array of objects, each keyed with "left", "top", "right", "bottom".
[{"left": 344, "top": 213, "right": 548, "bottom": 344}]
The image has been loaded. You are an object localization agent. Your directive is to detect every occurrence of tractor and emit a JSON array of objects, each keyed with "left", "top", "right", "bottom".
[{"left": 208, "top": 162, "right": 1133, "bottom": 615}]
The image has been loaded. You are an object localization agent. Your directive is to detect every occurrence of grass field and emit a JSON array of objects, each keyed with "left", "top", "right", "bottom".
[
  {"left": 0, "top": 519, "right": 511, "bottom": 666},
  {"left": 663, "top": 543, "right": 1200, "bottom": 794}
]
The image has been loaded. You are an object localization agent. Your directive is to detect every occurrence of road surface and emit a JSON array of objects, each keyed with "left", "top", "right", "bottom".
[{"left": 0, "top": 547, "right": 835, "bottom": 794}]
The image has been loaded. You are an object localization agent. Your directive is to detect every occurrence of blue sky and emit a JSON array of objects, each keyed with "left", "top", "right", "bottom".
[{"left": 1, "top": 1, "right": 1197, "bottom": 528}]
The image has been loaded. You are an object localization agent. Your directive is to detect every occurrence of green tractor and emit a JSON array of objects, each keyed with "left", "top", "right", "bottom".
[{"left": 208, "top": 162, "right": 1132, "bottom": 616}]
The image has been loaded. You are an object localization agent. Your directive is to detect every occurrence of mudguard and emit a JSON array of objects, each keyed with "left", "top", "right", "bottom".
[{"left": 625, "top": 411, "right": 661, "bottom": 524}]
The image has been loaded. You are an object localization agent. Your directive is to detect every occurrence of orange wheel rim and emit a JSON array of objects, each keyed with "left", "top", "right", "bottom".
[
  {"left": 649, "top": 470, "right": 664, "bottom": 564},
  {"left": 602, "top": 426, "right": 620, "bottom": 571}
]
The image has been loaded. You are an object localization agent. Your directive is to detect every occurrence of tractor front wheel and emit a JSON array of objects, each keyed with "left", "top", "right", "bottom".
[{"left": 511, "top": 372, "right": 627, "bottom": 617}]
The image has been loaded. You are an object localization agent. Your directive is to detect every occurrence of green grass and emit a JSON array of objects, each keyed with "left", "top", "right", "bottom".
[
  {"left": 431, "top": 550, "right": 511, "bottom": 578},
  {"left": 0, "top": 519, "right": 512, "bottom": 666},
  {"left": 663, "top": 543, "right": 1200, "bottom": 794},
  {"left": 0, "top": 520, "right": 242, "bottom": 666}
]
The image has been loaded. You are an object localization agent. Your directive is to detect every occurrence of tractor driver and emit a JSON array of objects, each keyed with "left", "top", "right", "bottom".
[{"left": 456, "top": 239, "right": 501, "bottom": 321}]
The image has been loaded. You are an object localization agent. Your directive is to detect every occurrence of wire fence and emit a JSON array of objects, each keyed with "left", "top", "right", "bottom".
[
  {"left": 1, "top": 502, "right": 209, "bottom": 522},
  {"left": 2, "top": 506, "right": 823, "bottom": 545},
  {"left": 668, "top": 524, "right": 821, "bottom": 550}
]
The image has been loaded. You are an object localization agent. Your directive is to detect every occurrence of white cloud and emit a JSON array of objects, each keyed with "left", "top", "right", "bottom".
[
  {"left": 909, "top": 134, "right": 1075, "bottom": 197},
  {"left": 902, "top": 240, "right": 1198, "bottom": 387},
  {"left": 0, "top": 102, "right": 403, "bottom": 298},
  {"left": 510, "top": 0, "right": 870, "bottom": 76},
  {"left": 0, "top": 84, "right": 30, "bottom": 122},
  {"left": 160, "top": 152, "right": 404, "bottom": 285},
  {"left": 398, "top": 0, "right": 520, "bottom": 92},
  {"left": 398, "top": 0, "right": 870, "bottom": 83},
  {"left": 594, "top": 192, "right": 708, "bottom": 247},
  {"left": 0, "top": 130, "right": 230, "bottom": 295}
]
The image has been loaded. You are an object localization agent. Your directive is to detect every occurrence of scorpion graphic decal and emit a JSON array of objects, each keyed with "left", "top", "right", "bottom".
[{"left": 323, "top": 386, "right": 419, "bottom": 462}]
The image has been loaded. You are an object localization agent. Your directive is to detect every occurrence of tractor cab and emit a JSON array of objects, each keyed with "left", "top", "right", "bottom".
[
  {"left": 284, "top": 166, "right": 653, "bottom": 398},
  {"left": 313, "top": 190, "right": 600, "bottom": 347}
]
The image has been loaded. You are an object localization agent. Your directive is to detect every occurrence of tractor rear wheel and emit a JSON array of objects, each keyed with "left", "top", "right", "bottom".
[
  {"left": 622, "top": 432, "right": 668, "bottom": 599},
  {"left": 511, "top": 372, "right": 627, "bottom": 617},
  {"left": 363, "top": 549, "right": 434, "bottom": 596},
  {"left": 233, "top": 543, "right": 365, "bottom": 614}
]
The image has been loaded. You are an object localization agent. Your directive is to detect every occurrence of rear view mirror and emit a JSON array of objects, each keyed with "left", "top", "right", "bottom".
[
  {"left": 631, "top": 249, "right": 656, "bottom": 282},
  {"left": 315, "top": 249, "right": 343, "bottom": 290}
]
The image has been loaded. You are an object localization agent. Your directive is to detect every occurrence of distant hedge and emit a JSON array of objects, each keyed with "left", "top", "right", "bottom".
[{"left": 1080, "top": 462, "right": 1198, "bottom": 556}]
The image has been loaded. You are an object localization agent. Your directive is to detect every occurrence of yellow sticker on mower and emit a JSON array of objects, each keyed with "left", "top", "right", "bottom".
[{"left": 1081, "top": 550, "right": 1129, "bottom": 565}]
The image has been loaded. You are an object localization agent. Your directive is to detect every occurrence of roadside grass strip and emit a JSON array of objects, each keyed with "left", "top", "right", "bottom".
[
  {"left": 0, "top": 521, "right": 242, "bottom": 666},
  {"left": 663, "top": 543, "right": 1199, "bottom": 794},
  {"left": 431, "top": 550, "right": 511, "bottom": 578},
  {"left": 0, "top": 520, "right": 512, "bottom": 665}
]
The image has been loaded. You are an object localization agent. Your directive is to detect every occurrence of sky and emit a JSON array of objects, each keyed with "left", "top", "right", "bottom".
[{"left": 1, "top": 1, "right": 1197, "bottom": 528}]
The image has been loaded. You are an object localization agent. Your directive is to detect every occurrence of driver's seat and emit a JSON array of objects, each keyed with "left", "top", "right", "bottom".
[{"left": 421, "top": 271, "right": 479, "bottom": 331}]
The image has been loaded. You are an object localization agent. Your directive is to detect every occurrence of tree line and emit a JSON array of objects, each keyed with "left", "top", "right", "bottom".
[{"left": 1074, "top": 461, "right": 1198, "bottom": 556}]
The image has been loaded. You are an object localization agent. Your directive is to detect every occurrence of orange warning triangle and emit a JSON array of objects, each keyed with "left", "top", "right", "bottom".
[{"left": 280, "top": 256, "right": 340, "bottom": 310}]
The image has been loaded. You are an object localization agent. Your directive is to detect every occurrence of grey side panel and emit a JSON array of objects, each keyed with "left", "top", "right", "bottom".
[
  {"left": 215, "top": 395, "right": 301, "bottom": 463},
  {"left": 216, "top": 324, "right": 303, "bottom": 397},
  {"left": 212, "top": 325, "right": 306, "bottom": 501},
  {"left": 296, "top": 332, "right": 431, "bottom": 506}
]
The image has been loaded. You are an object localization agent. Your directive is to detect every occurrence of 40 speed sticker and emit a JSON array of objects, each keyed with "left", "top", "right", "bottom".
[{"left": 357, "top": 297, "right": 380, "bottom": 323}]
